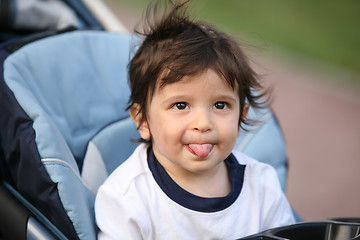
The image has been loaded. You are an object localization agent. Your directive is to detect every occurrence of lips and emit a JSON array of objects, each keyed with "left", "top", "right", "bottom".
[{"left": 186, "top": 143, "right": 214, "bottom": 158}]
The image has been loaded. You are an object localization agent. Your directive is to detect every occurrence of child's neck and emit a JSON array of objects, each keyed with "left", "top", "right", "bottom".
[{"left": 166, "top": 161, "right": 232, "bottom": 198}]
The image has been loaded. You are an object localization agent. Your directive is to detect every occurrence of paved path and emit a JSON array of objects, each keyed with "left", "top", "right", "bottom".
[
  {"left": 256, "top": 55, "right": 360, "bottom": 221},
  {"left": 112, "top": 3, "right": 360, "bottom": 221}
]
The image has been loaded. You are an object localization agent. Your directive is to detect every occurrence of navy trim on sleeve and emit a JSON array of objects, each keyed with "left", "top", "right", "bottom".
[{"left": 147, "top": 148, "right": 246, "bottom": 213}]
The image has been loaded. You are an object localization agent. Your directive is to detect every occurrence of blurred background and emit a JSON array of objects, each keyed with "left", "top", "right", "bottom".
[{"left": 104, "top": 0, "right": 360, "bottom": 221}]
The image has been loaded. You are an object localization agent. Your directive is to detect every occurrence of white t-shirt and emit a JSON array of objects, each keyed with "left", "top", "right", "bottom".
[{"left": 95, "top": 144, "right": 295, "bottom": 240}]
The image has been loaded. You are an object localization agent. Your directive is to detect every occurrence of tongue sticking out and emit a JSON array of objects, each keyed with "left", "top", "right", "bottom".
[{"left": 187, "top": 144, "right": 214, "bottom": 158}]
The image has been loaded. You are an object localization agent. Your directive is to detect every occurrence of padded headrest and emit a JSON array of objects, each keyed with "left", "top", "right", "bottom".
[{"left": 4, "top": 30, "right": 134, "bottom": 168}]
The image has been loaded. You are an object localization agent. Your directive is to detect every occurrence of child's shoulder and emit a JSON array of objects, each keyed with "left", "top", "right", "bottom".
[
  {"left": 99, "top": 144, "right": 151, "bottom": 194},
  {"left": 232, "top": 149, "right": 267, "bottom": 166},
  {"left": 232, "top": 150, "right": 285, "bottom": 206},
  {"left": 231, "top": 149, "right": 279, "bottom": 180}
]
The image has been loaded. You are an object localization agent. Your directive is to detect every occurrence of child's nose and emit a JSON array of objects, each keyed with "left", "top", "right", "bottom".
[{"left": 190, "top": 109, "right": 212, "bottom": 132}]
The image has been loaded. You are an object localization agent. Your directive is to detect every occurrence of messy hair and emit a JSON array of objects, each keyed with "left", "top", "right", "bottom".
[{"left": 127, "top": 0, "right": 268, "bottom": 141}]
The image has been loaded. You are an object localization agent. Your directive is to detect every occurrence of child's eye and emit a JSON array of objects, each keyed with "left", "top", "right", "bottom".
[
  {"left": 172, "top": 102, "right": 189, "bottom": 110},
  {"left": 214, "top": 102, "right": 227, "bottom": 109}
]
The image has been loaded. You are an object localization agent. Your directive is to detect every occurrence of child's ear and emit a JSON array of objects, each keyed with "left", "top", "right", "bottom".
[
  {"left": 129, "top": 103, "right": 151, "bottom": 140},
  {"left": 242, "top": 104, "right": 250, "bottom": 121},
  {"left": 238, "top": 104, "right": 250, "bottom": 137}
]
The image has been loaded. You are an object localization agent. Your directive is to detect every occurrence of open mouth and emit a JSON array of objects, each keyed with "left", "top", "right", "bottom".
[{"left": 186, "top": 143, "right": 214, "bottom": 158}]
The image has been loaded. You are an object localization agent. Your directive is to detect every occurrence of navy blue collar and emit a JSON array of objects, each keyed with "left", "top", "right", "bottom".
[{"left": 147, "top": 148, "right": 245, "bottom": 213}]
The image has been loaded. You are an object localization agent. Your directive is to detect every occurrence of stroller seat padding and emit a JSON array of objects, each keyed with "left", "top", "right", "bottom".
[
  {"left": 236, "top": 107, "right": 288, "bottom": 191},
  {"left": 82, "top": 117, "right": 140, "bottom": 195},
  {"left": 3, "top": 30, "right": 134, "bottom": 239},
  {"left": 4, "top": 30, "right": 133, "bottom": 168}
]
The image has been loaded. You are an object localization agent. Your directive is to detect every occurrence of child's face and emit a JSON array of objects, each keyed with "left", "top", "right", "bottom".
[{"left": 131, "top": 69, "right": 245, "bottom": 178}]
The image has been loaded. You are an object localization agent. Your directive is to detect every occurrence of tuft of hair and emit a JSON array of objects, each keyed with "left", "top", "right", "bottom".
[{"left": 128, "top": 0, "right": 269, "bottom": 141}]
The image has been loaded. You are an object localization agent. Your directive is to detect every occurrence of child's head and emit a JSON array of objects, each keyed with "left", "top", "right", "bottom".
[{"left": 128, "top": 0, "right": 266, "bottom": 143}]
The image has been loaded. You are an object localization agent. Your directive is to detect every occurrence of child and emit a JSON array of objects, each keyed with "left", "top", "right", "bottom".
[{"left": 95, "top": 0, "right": 295, "bottom": 239}]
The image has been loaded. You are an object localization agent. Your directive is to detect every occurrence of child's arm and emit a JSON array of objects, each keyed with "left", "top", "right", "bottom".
[
  {"left": 257, "top": 162, "right": 296, "bottom": 229},
  {"left": 233, "top": 150, "right": 295, "bottom": 229},
  {"left": 262, "top": 185, "right": 296, "bottom": 229}
]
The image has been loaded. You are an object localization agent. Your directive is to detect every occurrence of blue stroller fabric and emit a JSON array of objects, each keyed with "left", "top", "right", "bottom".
[
  {"left": 0, "top": 30, "right": 136, "bottom": 239},
  {"left": 0, "top": 30, "right": 289, "bottom": 239}
]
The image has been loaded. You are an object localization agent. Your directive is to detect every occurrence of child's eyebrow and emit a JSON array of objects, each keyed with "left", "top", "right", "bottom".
[
  {"left": 161, "top": 94, "right": 192, "bottom": 103},
  {"left": 211, "top": 95, "right": 239, "bottom": 105},
  {"left": 162, "top": 94, "right": 238, "bottom": 104}
]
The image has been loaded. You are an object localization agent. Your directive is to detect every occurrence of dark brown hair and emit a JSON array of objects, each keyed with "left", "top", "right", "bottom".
[{"left": 127, "top": 0, "right": 267, "bottom": 141}]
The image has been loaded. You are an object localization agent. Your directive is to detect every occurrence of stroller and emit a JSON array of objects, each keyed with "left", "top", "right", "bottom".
[
  {"left": 0, "top": 27, "right": 291, "bottom": 239},
  {"left": 1, "top": 0, "right": 329, "bottom": 239}
]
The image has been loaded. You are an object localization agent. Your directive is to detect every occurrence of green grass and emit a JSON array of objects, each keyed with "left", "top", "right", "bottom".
[{"left": 108, "top": 0, "right": 360, "bottom": 77}]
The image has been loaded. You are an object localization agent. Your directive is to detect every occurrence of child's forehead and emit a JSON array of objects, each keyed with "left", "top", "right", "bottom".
[{"left": 154, "top": 69, "right": 237, "bottom": 94}]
